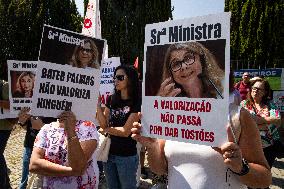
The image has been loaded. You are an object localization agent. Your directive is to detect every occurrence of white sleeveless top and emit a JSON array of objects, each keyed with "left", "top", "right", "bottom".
[{"left": 164, "top": 105, "right": 246, "bottom": 189}]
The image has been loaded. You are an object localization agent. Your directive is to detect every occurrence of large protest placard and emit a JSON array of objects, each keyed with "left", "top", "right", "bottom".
[
  {"left": 39, "top": 25, "right": 106, "bottom": 67},
  {"left": 34, "top": 25, "right": 106, "bottom": 120},
  {"left": 7, "top": 60, "right": 38, "bottom": 114},
  {"left": 99, "top": 57, "right": 121, "bottom": 106},
  {"left": 32, "top": 61, "right": 100, "bottom": 121},
  {"left": 142, "top": 12, "right": 230, "bottom": 146}
]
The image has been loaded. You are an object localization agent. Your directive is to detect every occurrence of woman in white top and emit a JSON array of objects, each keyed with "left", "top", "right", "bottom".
[{"left": 132, "top": 105, "right": 271, "bottom": 189}]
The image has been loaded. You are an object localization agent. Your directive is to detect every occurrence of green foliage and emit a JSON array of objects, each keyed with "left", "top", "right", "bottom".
[
  {"left": 98, "top": 0, "right": 172, "bottom": 72},
  {"left": 0, "top": 0, "right": 82, "bottom": 80},
  {"left": 226, "top": 0, "right": 284, "bottom": 69}
]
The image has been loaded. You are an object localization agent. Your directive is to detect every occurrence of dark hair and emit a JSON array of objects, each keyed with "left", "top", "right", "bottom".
[
  {"left": 110, "top": 65, "right": 139, "bottom": 108},
  {"left": 246, "top": 78, "right": 271, "bottom": 106}
]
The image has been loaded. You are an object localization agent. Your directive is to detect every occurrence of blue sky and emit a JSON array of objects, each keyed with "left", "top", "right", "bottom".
[{"left": 75, "top": 0, "right": 224, "bottom": 19}]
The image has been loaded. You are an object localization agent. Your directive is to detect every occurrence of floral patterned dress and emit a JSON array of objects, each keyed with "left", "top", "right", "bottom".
[
  {"left": 241, "top": 100, "right": 280, "bottom": 148},
  {"left": 34, "top": 120, "right": 99, "bottom": 189}
]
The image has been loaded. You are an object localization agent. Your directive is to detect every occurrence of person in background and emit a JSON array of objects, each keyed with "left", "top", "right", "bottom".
[
  {"left": 158, "top": 42, "right": 224, "bottom": 98},
  {"left": 96, "top": 65, "right": 141, "bottom": 189},
  {"left": 0, "top": 80, "right": 13, "bottom": 189},
  {"left": 69, "top": 38, "right": 100, "bottom": 69},
  {"left": 230, "top": 71, "right": 241, "bottom": 106},
  {"left": 13, "top": 71, "right": 35, "bottom": 98},
  {"left": 29, "top": 111, "right": 99, "bottom": 189},
  {"left": 17, "top": 108, "right": 56, "bottom": 189},
  {"left": 235, "top": 72, "right": 251, "bottom": 101},
  {"left": 241, "top": 78, "right": 281, "bottom": 168}
]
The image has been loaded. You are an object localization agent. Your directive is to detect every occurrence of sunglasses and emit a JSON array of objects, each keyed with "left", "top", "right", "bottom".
[
  {"left": 79, "top": 47, "right": 93, "bottom": 53},
  {"left": 113, "top": 75, "right": 126, "bottom": 81}
]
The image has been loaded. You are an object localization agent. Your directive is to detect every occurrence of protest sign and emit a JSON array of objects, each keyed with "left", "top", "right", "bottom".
[
  {"left": 99, "top": 57, "right": 121, "bottom": 106},
  {"left": 7, "top": 60, "right": 37, "bottom": 114},
  {"left": 39, "top": 25, "right": 106, "bottom": 67},
  {"left": 273, "top": 90, "right": 284, "bottom": 113},
  {"left": 142, "top": 12, "right": 230, "bottom": 146},
  {"left": 32, "top": 61, "right": 100, "bottom": 122},
  {"left": 0, "top": 109, "right": 17, "bottom": 119}
]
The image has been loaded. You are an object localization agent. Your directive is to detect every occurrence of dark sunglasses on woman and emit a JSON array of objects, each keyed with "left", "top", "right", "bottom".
[
  {"left": 79, "top": 47, "right": 93, "bottom": 53},
  {"left": 114, "top": 75, "right": 126, "bottom": 81}
]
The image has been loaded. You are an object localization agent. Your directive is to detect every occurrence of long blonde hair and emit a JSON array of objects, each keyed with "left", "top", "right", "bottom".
[
  {"left": 16, "top": 71, "right": 35, "bottom": 93},
  {"left": 69, "top": 38, "right": 100, "bottom": 69}
]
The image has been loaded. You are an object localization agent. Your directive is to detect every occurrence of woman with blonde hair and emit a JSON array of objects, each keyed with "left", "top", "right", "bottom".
[
  {"left": 158, "top": 42, "right": 224, "bottom": 98},
  {"left": 13, "top": 71, "right": 35, "bottom": 98},
  {"left": 69, "top": 38, "right": 100, "bottom": 69}
]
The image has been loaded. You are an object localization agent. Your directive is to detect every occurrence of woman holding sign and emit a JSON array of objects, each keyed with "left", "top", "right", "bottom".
[
  {"left": 132, "top": 71, "right": 271, "bottom": 188},
  {"left": 69, "top": 38, "right": 100, "bottom": 69},
  {"left": 13, "top": 71, "right": 35, "bottom": 98},
  {"left": 29, "top": 111, "right": 99, "bottom": 189},
  {"left": 96, "top": 65, "right": 141, "bottom": 189},
  {"left": 157, "top": 42, "right": 224, "bottom": 98},
  {"left": 131, "top": 112, "right": 271, "bottom": 188}
]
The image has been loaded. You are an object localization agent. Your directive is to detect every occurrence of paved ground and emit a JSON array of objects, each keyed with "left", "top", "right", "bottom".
[{"left": 4, "top": 126, "right": 284, "bottom": 189}]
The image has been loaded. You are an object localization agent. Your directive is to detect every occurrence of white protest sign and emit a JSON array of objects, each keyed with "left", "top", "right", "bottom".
[
  {"left": 142, "top": 12, "right": 230, "bottom": 146},
  {"left": 273, "top": 90, "right": 284, "bottom": 113},
  {"left": 99, "top": 57, "right": 121, "bottom": 106},
  {"left": 7, "top": 60, "right": 38, "bottom": 114},
  {"left": 32, "top": 61, "right": 100, "bottom": 122},
  {"left": 0, "top": 109, "right": 17, "bottom": 119}
]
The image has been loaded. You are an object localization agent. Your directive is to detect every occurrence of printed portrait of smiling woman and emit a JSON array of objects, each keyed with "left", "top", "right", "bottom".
[
  {"left": 13, "top": 71, "right": 35, "bottom": 98},
  {"left": 69, "top": 38, "right": 100, "bottom": 69},
  {"left": 157, "top": 42, "right": 224, "bottom": 98}
]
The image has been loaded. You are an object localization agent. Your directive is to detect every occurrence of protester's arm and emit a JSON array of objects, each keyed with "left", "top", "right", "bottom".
[
  {"left": 96, "top": 105, "right": 110, "bottom": 129},
  {"left": 30, "top": 112, "right": 97, "bottom": 176},
  {"left": 104, "top": 113, "right": 139, "bottom": 137},
  {"left": 0, "top": 100, "right": 10, "bottom": 109},
  {"left": 29, "top": 147, "right": 74, "bottom": 176},
  {"left": 60, "top": 111, "right": 97, "bottom": 175},
  {"left": 18, "top": 107, "right": 31, "bottom": 126},
  {"left": 30, "top": 117, "right": 44, "bottom": 130},
  {"left": 221, "top": 109, "right": 271, "bottom": 188},
  {"left": 131, "top": 121, "right": 168, "bottom": 175}
]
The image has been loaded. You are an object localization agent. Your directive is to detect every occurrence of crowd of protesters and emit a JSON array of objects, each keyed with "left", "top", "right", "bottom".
[{"left": 0, "top": 67, "right": 283, "bottom": 189}]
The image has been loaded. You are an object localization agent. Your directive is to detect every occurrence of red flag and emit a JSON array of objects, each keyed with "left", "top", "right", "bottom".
[{"left": 134, "top": 57, "right": 139, "bottom": 69}]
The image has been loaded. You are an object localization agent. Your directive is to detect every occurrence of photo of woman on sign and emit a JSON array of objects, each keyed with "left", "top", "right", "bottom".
[
  {"left": 157, "top": 42, "right": 224, "bottom": 98},
  {"left": 13, "top": 71, "right": 35, "bottom": 98},
  {"left": 69, "top": 38, "right": 100, "bottom": 69}
]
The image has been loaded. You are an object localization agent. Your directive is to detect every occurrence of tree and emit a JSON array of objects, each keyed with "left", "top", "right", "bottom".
[
  {"left": 226, "top": 0, "right": 284, "bottom": 69},
  {"left": 94, "top": 0, "right": 172, "bottom": 72},
  {"left": 0, "top": 0, "right": 82, "bottom": 80}
]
